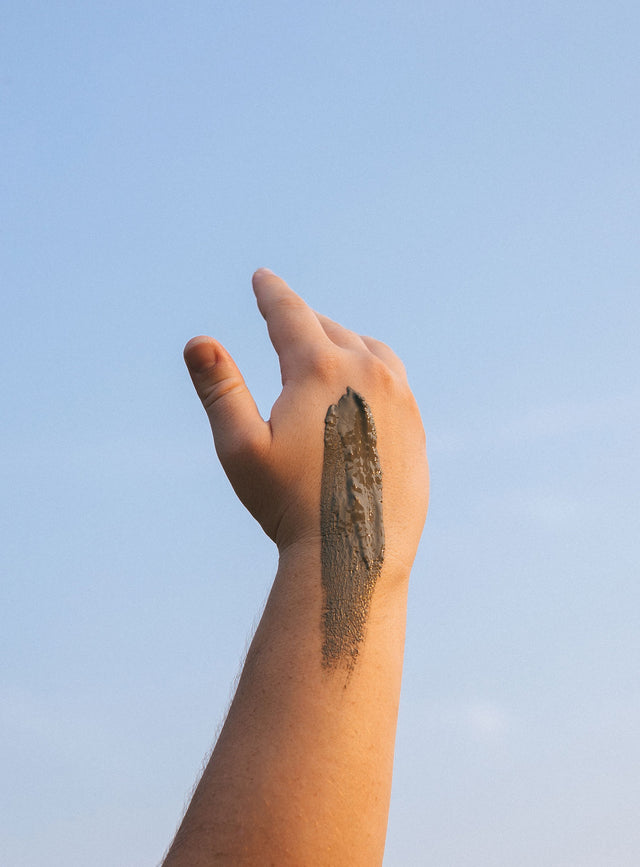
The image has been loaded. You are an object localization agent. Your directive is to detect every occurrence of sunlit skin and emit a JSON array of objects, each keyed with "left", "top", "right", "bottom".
[{"left": 163, "top": 269, "right": 429, "bottom": 866}]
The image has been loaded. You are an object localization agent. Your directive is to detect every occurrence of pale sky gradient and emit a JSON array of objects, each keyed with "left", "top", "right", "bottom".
[{"left": 2, "top": 2, "right": 639, "bottom": 864}]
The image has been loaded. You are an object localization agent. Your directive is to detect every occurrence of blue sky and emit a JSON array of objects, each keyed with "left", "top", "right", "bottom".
[{"left": 2, "top": 2, "right": 639, "bottom": 864}]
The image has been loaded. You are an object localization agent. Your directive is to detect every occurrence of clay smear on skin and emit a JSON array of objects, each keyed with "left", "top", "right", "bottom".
[{"left": 320, "top": 387, "right": 384, "bottom": 672}]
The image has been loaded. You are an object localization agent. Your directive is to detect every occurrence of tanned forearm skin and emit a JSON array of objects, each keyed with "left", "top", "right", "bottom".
[{"left": 163, "top": 269, "right": 429, "bottom": 866}]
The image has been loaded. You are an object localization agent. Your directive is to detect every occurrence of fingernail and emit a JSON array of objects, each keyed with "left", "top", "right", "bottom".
[
  {"left": 184, "top": 337, "right": 218, "bottom": 373},
  {"left": 253, "top": 267, "right": 274, "bottom": 279}
]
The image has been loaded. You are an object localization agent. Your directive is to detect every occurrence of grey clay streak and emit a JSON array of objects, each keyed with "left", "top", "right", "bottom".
[{"left": 320, "top": 387, "right": 385, "bottom": 672}]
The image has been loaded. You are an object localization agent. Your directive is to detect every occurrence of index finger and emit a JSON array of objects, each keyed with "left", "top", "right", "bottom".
[{"left": 252, "top": 269, "right": 330, "bottom": 377}]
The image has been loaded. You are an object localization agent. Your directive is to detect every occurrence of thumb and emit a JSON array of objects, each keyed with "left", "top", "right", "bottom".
[{"left": 184, "top": 336, "right": 270, "bottom": 465}]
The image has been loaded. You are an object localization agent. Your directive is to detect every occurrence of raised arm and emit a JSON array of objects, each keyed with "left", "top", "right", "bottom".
[{"left": 163, "top": 269, "right": 429, "bottom": 866}]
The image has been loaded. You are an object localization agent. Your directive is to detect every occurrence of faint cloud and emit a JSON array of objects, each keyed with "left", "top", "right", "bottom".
[
  {"left": 466, "top": 700, "right": 512, "bottom": 741},
  {"left": 430, "top": 391, "right": 640, "bottom": 454},
  {"left": 478, "top": 489, "right": 585, "bottom": 531},
  {"left": 422, "top": 698, "right": 515, "bottom": 744},
  {"left": 520, "top": 492, "right": 582, "bottom": 529},
  {"left": 427, "top": 429, "right": 469, "bottom": 455},
  {"left": 0, "top": 684, "right": 112, "bottom": 765},
  {"left": 497, "top": 392, "right": 640, "bottom": 443}
]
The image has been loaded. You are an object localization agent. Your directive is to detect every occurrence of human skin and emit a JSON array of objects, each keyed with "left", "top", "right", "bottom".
[{"left": 162, "top": 269, "right": 429, "bottom": 866}]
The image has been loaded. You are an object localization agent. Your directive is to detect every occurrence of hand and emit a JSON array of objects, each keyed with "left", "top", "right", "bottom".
[{"left": 184, "top": 269, "right": 428, "bottom": 575}]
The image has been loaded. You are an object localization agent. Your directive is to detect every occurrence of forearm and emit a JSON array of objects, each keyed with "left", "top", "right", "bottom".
[
  {"left": 167, "top": 270, "right": 428, "bottom": 864},
  {"left": 164, "top": 543, "right": 410, "bottom": 866}
]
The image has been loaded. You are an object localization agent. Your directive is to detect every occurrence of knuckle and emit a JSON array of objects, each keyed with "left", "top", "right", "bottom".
[
  {"left": 200, "top": 376, "right": 246, "bottom": 413},
  {"left": 302, "top": 345, "right": 341, "bottom": 381},
  {"left": 371, "top": 336, "right": 392, "bottom": 353},
  {"left": 368, "top": 354, "right": 396, "bottom": 388},
  {"left": 385, "top": 347, "right": 407, "bottom": 376},
  {"left": 340, "top": 327, "right": 360, "bottom": 344}
]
